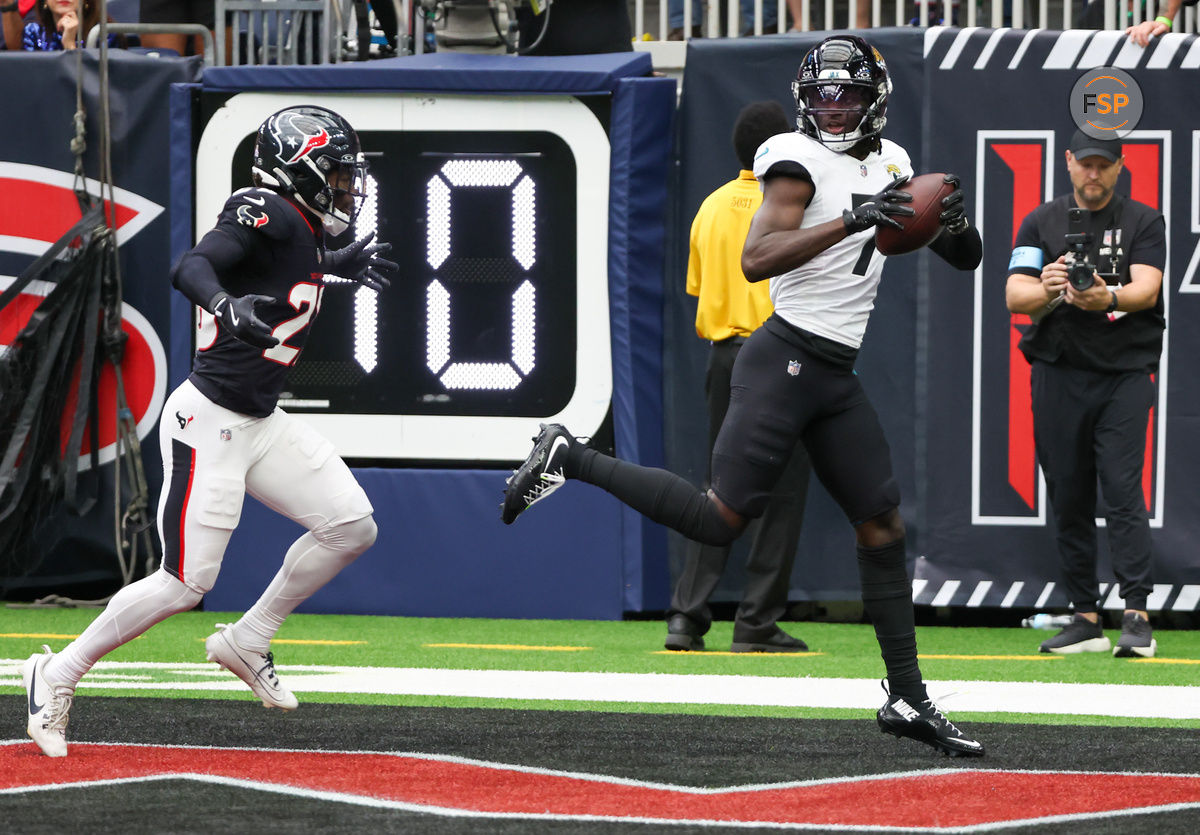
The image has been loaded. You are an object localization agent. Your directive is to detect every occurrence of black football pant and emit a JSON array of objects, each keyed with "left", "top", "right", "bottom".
[
  {"left": 668, "top": 337, "right": 810, "bottom": 641},
  {"left": 1031, "top": 361, "right": 1155, "bottom": 613}
]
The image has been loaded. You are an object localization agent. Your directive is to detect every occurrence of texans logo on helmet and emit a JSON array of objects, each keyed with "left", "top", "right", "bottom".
[
  {"left": 0, "top": 163, "right": 167, "bottom": 471},
  {"left": 236, "top": 204, "right": 270, "bottom": 229},
  {"left": 274, "top": 111, "right": 330, "bottom": 165}
]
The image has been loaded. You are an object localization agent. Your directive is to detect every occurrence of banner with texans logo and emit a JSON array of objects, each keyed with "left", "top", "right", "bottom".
[
  {"left": 677, "top": 29, "right": 1200, "bottom": 615},
  {"left": 0, "top": 51, "right": 201, "bottom": 597}
]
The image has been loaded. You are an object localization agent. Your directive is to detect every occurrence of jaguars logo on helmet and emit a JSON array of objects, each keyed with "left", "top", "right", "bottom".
[{"left": 792, "top": 35, "right": 892, "bottom": 154}]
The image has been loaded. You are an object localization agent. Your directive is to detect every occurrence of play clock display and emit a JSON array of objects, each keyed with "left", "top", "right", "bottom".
[{"left": 195, "top": 92, "right": 613, "bottom": 462}]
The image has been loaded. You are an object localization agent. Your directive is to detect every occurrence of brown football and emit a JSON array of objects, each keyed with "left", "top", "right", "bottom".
[{"left": 873, "top": 173, "right": 956, "bottom": 256}]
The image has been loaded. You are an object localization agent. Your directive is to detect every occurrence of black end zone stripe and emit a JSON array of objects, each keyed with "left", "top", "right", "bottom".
[{"left": 163, "top": 439, "right": 197, "bottom": 581}]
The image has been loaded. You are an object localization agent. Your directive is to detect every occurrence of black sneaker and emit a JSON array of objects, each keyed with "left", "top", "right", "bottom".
[
  {"left": 1113, "top": 611, "right": 1156, "bottom": 658},
  {"left": 877, "top": 690, "right": 985, "bottom": 758},
  {"left": 500, "top": 424, "right": 575, "bottom": 525},
  {"left": 1039, "top": 614, "right": 1111, "bottom": 654},
  {"left": 664, "top": 614, "right": 705, "bottom": 651},
  {"left": 730, "top": 628, "right": 808, "bottom": 653}
]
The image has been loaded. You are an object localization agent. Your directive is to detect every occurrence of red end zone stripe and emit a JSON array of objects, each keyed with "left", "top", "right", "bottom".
[{"left": 3, "top": 745, "right": 1200, "bottom": 827}]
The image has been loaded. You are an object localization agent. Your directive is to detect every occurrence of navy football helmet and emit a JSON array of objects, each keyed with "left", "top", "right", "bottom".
[
  {"left": 252, "top": 106, "right": 367, "bottom": 235},
  {"left": 792, "top": 36, "right": 891, "bottom": 153}
]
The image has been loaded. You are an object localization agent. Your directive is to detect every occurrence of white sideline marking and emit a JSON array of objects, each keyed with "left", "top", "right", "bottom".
[{"left": 1, "top": 660, "right": 1198, "bottom": 720}]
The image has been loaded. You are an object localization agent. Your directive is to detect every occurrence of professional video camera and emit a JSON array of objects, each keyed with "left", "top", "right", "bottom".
[{"left": 1064, "top": 207, "right": 1097, "bottom": 291}]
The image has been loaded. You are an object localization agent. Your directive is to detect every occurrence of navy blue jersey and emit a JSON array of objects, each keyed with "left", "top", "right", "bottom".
[{"left": 186, "top": 188, "right": 326, "bottom": 417}]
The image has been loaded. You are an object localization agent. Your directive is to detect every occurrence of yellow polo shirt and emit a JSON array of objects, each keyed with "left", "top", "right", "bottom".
[{"left": 685, "top": 169, "right": 775, "bottom": 342}]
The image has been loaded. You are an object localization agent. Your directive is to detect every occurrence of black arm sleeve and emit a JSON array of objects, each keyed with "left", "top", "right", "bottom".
[
  {"left": 928, "top": 224, "right": 983, "bottom": 271},
  {"left": 169, "top": 225, "right": 252, "bottom": 312},
  {"left": 760, "top": 160, "right": 815, "bottom": 206}
]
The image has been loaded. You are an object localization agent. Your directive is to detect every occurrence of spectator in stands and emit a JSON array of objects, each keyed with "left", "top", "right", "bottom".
[
  {"left": 367, "top": 0, "right": 399, "bottom": 58},
  {"left": 666, "top": 100, "right": 812, "bottom": 654},
  {"left": 516, "top": 0, "right": 630, "bottom": 55},
  {"left": 138, "top": 0, "right": 216, "bottom": 58},
  {"left": 667, "top": 1, "right": 805, "bottom": 38},
  {"left": 348, "top": 0, "right": 398, "bottom": 60},
  {"left": 666, "top": 0, "right": 703, "bottom": 39},
  {"left": 855, "top": 2, "right": 871, "bottom": 29},
  {"left": 1126, "top": 0, "right": 1182, "bottom": 46},
  {"left": 1, "top": 0, "right": 37, "bottom": 50},
  {"left": 8, "top": 0, "right": 118, "bottom": 50}
]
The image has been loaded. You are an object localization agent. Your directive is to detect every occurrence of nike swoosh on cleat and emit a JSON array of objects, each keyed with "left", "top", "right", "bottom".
[
  {"left": 546, "top": 436, "right": 570, "bottom": 470},
  {"left": 28, "top": 665, "right": 43, "bottom": 715}
]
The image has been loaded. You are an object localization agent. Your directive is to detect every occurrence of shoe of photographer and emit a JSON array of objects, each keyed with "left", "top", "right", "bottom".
[
  {"left": 1113, "top": 611, "right": 1156, "bottom": 658},
  {"left": 1039, "top": 613, "right": 1111, "bottom": 654}
]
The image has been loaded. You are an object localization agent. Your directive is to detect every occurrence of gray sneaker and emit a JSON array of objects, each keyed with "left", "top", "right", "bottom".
[
  {"left": 1113, "top": 611, "right": 1156, "bottom": 658},
  {"left": 1039, "top": 614, "right": 1111, "bottom": 654}
]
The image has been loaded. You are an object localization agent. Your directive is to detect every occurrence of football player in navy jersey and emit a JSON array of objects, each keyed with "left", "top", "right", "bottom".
[
  {"left": 23, "top": 106, "right": 397, "bottom": 757},
  {"left": 503, "top": 37, "right": 986, "bottom": 757}
]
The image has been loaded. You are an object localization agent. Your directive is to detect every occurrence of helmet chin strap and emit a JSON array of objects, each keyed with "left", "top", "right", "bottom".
[{"left": 322, "top": 214, "right": 349, "bottom": 236}]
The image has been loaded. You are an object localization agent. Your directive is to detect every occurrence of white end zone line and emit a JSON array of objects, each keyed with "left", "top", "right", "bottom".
[{"left": 1, "top": 661, "right": 1197, "bottom": 720}]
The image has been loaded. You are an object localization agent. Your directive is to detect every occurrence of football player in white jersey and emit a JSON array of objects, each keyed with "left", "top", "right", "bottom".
[{"left": 503, "top": 36, "right": 984, "bottom": 757}]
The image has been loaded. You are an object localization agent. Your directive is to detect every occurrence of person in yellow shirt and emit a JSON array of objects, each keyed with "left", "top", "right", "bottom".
[{"left": 665, "top": 100, "right": 813, "bottom": 652}]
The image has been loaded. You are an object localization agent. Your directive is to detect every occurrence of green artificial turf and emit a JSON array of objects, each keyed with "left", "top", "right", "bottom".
[{"left": 2, "top": 606, "right": 1196, "bottom": 727}]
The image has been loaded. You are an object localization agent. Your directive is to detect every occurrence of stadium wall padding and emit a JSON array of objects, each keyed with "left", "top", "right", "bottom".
[{"left": 4, "top": 33, "right": 1200, "bottom": 616}]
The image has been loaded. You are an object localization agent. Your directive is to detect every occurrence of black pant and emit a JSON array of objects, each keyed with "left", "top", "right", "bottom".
[
  {"left": 1031, "top": 361, "right": 1155, "bottom": 612},
  {"left": 668, "top": 337, "right": 810, "bottom": 640}
]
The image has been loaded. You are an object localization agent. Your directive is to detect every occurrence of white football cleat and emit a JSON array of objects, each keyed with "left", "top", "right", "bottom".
[
  {"left": 24, "top": 645, "right": 73, "bottom": 757},
  {"left": 205, "top": 624, "right": 298, "bottom": 710}
]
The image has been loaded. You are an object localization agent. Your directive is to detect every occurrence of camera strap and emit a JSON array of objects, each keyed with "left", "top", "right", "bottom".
[{"left": 1098, "top": 195, "right": 1126, "bottom": 281}]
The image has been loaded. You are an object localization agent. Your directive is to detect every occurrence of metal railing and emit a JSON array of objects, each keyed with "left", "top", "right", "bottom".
[
  {"left": 216, "top": 0, "right": 336, "bottom": 65},
  {"left": 85, "top": 22, "right": 217, "bottom": 63},
  {"left": 630, "top": 0, "right": 1199, "bottom": 37}
]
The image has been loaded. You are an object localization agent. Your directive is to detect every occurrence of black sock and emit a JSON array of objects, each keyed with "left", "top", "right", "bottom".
[
  {"left": 568, "top": 447, "right": 739, "bottom": 546},
  {"left": 857, "top": 538, "right": 927, "bottom": 703}
]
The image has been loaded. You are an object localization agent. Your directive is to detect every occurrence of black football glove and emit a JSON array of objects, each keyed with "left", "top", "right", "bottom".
[
  {"left": 842, "top": 175, "right": 915, "bottom": 234},
  {"left": 939, "top": 173, "right": 970, "bottom": 235},
  {"left": 210, "top": 292, "right": 279, "bottom": 350},
  {"left": 323, "top": 232, "right": 397, "bottom": 292}
]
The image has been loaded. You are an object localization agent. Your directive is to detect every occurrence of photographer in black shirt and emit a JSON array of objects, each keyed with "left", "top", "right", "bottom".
[{"left": 1006, "top": 129, "right": 1166, "bottom": 658}]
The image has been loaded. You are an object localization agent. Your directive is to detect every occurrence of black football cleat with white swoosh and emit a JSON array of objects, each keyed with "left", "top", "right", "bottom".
[
  {"left": 877, "top": 689, "right": 985, "bottom": 758},
  {"left": 501, "top": 423, "right": 576, "bottom": 525}
]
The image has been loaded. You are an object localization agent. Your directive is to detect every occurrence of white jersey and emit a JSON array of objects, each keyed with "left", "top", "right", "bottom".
[{"left": 752, "top": 132, "right": 913, "bottom": 349}]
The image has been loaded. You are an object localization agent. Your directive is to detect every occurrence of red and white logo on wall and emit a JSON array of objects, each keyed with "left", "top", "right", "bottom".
[{"left": 0, "top": 163, "right": 167, "bottom": 471}]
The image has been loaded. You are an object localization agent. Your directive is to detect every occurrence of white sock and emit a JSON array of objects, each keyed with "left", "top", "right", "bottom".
[
  {"left": 45, "top": 569, "right": 203, "bottom": 689},
  {"left": 230, "top": 516, "right": 376, "bottom": 654}
]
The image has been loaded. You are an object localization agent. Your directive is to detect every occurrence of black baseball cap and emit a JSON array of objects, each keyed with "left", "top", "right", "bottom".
[{"left": 1068, "top": 129, "right": 1122, "bottom": 163}]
